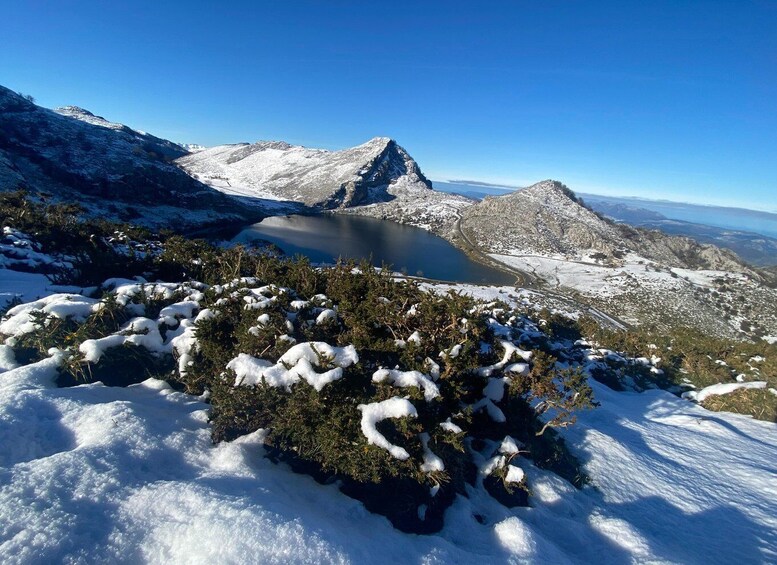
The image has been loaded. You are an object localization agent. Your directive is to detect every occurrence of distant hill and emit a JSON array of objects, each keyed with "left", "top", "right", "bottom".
[
  {"left": 584, "top": 198, "right": 777, "bottom": 267},
  {"left": 461, "top": 179, "right": 750, "bottom": 273}
]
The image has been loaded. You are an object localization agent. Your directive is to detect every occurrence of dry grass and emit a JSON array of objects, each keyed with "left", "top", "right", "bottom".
[{"left": 702, "top": 389, "right": 777, "bottom": 422}]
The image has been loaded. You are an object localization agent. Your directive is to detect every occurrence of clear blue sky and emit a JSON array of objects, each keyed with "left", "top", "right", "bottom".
[{"left": 1, "top": 1, "right": 776, "bottom": 211}]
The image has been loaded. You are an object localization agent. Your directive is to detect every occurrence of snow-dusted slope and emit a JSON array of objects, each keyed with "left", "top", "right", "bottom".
[
  {"left": 0, "top": 85, "right": 256, "bottom": 230},
  {"left": 177, "top": 137, "right": 431, "bottom": 208},
  {"left": 177, "top": 137, "right": 472, "bottom": 233},
  {"left": 0, "top": 316, "right": 774, "bottom": 563},
  {"left": 54, "top": 105, "right": 187, "bottom": 161},
  {"left": 55, "top": 105, "right": 131, "bottom": 131}
]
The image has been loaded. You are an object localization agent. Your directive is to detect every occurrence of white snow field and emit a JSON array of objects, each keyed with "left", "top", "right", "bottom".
[{"left": 1, "top": 347, "right": 775, "bottom": 563}]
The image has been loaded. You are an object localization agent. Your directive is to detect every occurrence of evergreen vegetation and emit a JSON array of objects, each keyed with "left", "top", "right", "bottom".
[{"left": 1, "top": 192, "right": 774, "bottom": 533}]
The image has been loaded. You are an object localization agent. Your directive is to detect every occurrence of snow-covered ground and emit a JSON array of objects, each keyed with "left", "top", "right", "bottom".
[
  {"left": 1, "top": 266, "right": 775, "bottom": 563},
  {"left": 1, "top": 351, "right": 775, "bottom": 563},
  {"left": 0, "top": 270, "right": 55, "bottom": 310},
  {"left": 492, "top": 252, "right": 777, "bottom": 339},
  {"left": 493, "top": 253, "right": 726, "bottom": 298}
]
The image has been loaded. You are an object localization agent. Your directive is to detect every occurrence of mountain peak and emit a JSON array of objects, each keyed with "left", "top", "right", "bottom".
[
  {"left": 363, "top": 136, "right": 394, "bottom": 146},
  {"left": 520, "top": 179, "right": 580, "bottom": 203},
  {"left": 177, "top": 136, "right": 432, "bottom": 208}
]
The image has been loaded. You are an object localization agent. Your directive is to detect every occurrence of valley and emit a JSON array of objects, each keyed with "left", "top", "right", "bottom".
[{"left": 178, "top": 140, "right": 777, "bottom": 341}]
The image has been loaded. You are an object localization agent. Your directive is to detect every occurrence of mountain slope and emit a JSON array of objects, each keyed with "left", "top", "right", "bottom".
[
  {"left": 54, "top": 105, "right": 187, "bottom": 161},
  {"left": 177, "top": 137, "right": 472, "bottom": 233},
  {"left": 461, "top": 180, "right": 748, "bottom": 272},
  {"left": 177, "top": 137, "right": 430, "bottom": 208},
  {"left": 0, "top": 86, "right": 256, "bottom": 230},
  {"left": 583, "top": 198, "right": 777, "bottom": 267}
]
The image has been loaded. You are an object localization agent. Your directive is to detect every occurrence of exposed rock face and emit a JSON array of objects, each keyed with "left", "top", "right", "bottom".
[
  {"left": 177, "top": 135, "right": 472, "bottom": 234},
  {"left": 461, "top": 180, "right": 750, "bottom": 272},
  {"left": 176, "top": 136, "right": 435, "bottom": 208},
  {"left": 0, "top": 85, "right": 255, "bottom": 230}
]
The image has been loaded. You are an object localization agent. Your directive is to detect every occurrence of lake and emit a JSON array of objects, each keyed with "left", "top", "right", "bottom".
[{"left": 231, "top": 214, "right": 516, "bottom": 285}]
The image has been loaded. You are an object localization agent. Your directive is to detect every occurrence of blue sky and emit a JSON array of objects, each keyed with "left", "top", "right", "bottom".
[{"left": 1, "top": 1, "right": 776, "bottom": 211}]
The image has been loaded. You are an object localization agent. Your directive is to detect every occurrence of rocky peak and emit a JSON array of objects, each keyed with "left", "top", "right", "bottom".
[
  {"left": 507, "top": 179, "right": 583, "bottom": 208},
  {"left": 463, "top": 178, "right": 752, "bottom": 272},
  {"left": 177, "top": 136, "right": 433, "bottom": 208}
]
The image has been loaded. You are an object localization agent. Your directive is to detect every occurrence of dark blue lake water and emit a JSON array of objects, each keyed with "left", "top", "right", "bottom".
[{"left": 232, "top": 214, "right": 516, "bottom": 285}]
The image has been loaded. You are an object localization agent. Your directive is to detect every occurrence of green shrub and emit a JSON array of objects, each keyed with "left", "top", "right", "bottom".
[
  {"left": 177, "top": 261, "right": 595, "bottom": 532},
  {"left": 0, "top": 194, "right": 597, "bottom": 533},
  {"left": 576, "top": 317, "right": 777, "bottom": 420}
]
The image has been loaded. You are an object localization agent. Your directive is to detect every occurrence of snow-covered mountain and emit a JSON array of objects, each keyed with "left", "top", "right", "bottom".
[
  {"left": 178, "top": 137, "right": 432, "bottom": 207},
  {"left": 462, "top": 180, "right": 748, "bottom": 272},
  {"left": 177, "top": 137, "right": 472, "bottom": 232},
  {"left": 0, "top": 86, "right": 256, "bottom": 230}
]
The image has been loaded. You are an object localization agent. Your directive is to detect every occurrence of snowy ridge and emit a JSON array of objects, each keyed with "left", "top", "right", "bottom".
[
  {"left": 177, "top": 135, "right": 472, "bottom": 233},
  {"left": 177, "top": 136, "right": 431, "bottom": 208},
  {"left": 55, "top": 106, "right": 133, "bottom": 132}
]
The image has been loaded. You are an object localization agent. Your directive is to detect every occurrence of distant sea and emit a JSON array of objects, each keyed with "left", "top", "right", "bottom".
[
  {"left": 432, "top": 181, "right": 777, "bottom": 240},
  {"left": 579, "top": 194, "right": 777, "bottom": 240}
]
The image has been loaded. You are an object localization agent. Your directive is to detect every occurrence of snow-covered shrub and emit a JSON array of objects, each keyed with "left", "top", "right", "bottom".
[
  {"left": 0, "top": 190, "right": 159, "bottom": 285},
  {"left": 0, "top": 282, "right": 208, "bottom": 386},
  {"left": 577, "top": 318, "right": 777, "bottom": 420},
  {"left": 0, "top": 194, "right": 598, "bottom": 531},
  {"left": 176, "top": 261, "right": 595, "bottom": 532}
]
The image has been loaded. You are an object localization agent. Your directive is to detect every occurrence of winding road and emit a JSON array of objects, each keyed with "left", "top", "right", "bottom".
[{"left": 453, "top": 216, "right": 630, "bottom": 330}]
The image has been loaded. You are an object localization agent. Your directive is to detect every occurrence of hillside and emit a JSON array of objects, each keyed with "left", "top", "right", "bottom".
[
  {"left": 461, "top": 180, "right": 748, "bottom": 272},
  {"left": 452, "top": 180, "right": 777, "bottom": 338},
  {"left": 0, "top": 86, "right": 257, "bottom": 230},
  {"left": 0, "top": 197, "right": 775, "bottom": 562},
  {"left": 177, "top": 137, "right": 472, "bottom": 233}
]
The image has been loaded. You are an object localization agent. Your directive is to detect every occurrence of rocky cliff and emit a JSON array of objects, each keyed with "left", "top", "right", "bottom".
[{"left": 177, "top": 137, "right": 435, "bottom": 208}]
